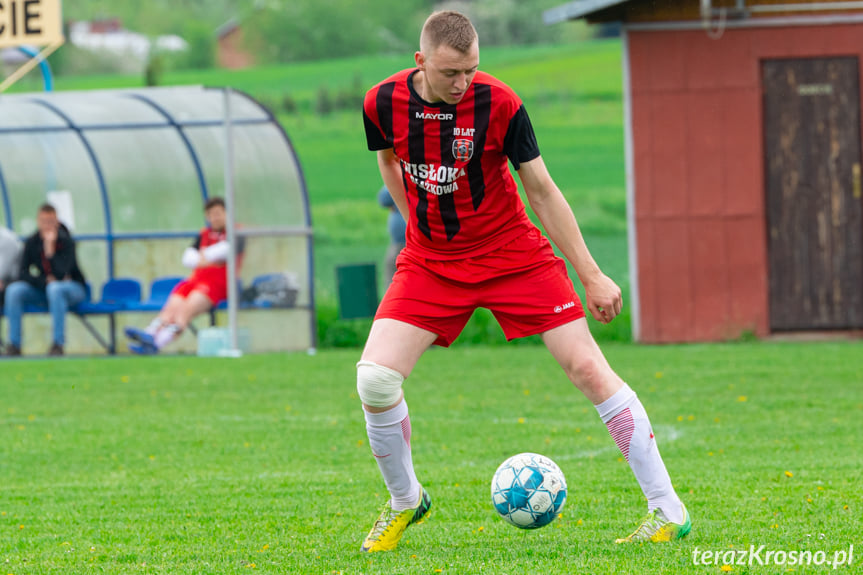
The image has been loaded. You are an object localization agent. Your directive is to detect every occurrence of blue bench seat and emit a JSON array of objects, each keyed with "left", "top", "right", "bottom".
[{"left": 11, "top": 274, "right": 282, "bottom": 355}]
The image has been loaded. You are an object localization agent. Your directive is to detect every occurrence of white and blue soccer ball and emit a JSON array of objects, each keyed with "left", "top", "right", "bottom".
[{"left": 491, "top": 452, "right": 567, "bottom": 529}]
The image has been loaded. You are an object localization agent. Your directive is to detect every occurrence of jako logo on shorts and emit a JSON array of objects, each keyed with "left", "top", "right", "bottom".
[{"left": 554, "top": 302, "right": 575, "bottom": 314}]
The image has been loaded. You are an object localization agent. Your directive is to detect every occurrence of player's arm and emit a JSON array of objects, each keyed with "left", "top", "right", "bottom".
[
  {"left": 201, "top": 241, "right": 229, "bottom": 264},
  {"left": 364, "top": 86, "right": 408, "bottom": 223},
  {"left": 519, "top": 156, "right": 622, "bottom": 324},
  {"left": 377, "top": 150, "right": 409, "bottom": 222},
  {"left": 182, "top": 235, "right": 203, "bottom": 269}
]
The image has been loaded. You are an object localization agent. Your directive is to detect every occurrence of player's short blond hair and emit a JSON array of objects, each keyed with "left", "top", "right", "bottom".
[{"left": 420, "top": 11, "right": 478, "bottom": 54}]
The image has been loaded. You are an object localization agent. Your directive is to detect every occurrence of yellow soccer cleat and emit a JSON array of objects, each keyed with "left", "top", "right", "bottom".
[
  {"left": 615, "top": 504, "right": 691, "bottom": 543},
  {"left": 361, "top": 488, "right": 432, "bottom": 552}
]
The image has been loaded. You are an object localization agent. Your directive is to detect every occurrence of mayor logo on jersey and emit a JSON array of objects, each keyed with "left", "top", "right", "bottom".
[
  {"left": 452, "top": 138, "right": 474, "bottom": 162},
  {"left": 416, "top": 112, "right": 454, "bottom": 120}
]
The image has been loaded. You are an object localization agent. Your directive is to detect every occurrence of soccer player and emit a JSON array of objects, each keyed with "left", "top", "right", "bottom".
[
  {"left": 0, "top": 225, "right": 23, "bottom": 341},
  {"left": 124, "top": 197, "right": 242, "bottom": 354},
  {"left": 358, "top": 11, "right": 690, "bottom": 552}
]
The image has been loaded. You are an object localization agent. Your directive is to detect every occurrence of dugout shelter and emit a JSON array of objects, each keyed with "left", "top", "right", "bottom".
[
  {"left": 0, "top": 86, "right": 315, "bottom": 354},
  {"left": 546, "top": 0, "right": 863, "bottom": 342}
]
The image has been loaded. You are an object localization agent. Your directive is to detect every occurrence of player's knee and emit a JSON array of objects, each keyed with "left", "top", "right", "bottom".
[
  {"left": 564, "top": 354, "right": 604, "bottom": 390},
  {"left": 356, "top": 360, "right": 404, "bottom": 407}
]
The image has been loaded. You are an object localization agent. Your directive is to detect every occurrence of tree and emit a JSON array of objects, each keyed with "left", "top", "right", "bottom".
[
  {"left": 180, "top": 21, "right": 216, "bottom": 70},
  {"left": 242, "top": 0, "right": 428, "bottom": 63}
]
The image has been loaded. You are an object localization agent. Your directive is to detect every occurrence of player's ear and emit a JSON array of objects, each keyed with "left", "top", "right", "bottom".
[{"left": 415, "top": 51, "right": 425, "bottom": 70}]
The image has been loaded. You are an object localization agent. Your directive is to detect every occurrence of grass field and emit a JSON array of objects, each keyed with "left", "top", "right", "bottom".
[
  {"left": 5, "top": 34, "right": 862, "bottom": 575},
  {"left": 2, "top": 342, "right": 861, "bottom": 574}
]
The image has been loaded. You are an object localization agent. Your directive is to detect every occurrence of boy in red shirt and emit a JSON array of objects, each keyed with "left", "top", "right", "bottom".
[{"left": 125, "top": 197, "right": 242, "bottom": 354}]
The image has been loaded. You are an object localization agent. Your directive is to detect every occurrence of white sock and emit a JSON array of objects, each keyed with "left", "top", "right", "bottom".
[
  {"left": 364, "top": 399, "right": 421, "bottom": 511},
  {"left": 596, "top": 384, "right": 684, "bottom": 523},
  {"left": 154, "top": 324, "right": 182, "bottom": 349},
  {"left": 145, "top": 318, "right": 163, "bottom": 336}
]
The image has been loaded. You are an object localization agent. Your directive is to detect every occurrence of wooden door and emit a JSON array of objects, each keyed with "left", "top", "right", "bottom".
[{"left": 763, "top": 57, "right": 863, "bottom": 331}]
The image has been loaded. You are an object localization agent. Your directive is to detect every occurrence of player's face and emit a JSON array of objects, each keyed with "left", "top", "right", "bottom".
[
  {"left": 417, "top": 40, "right": 479, "bottom": 105},
  {"left": 206, "top": 205, "right": 226, "bottom": 231}
]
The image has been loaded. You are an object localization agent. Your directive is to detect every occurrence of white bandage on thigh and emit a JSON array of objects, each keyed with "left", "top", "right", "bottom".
[{"left": 356, "top": 360, "right": 404, "bottom": 407}]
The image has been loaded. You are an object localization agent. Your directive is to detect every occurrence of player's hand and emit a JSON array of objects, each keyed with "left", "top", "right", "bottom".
[{"left": 583, "top": 273, "right": 622, "bottom": 324}]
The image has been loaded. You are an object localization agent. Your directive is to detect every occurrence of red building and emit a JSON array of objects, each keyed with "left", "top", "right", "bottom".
[
  {"left": 87, "top": 19, "right": 123, "bottom": 34},
  {"left": 217, "top": 19, "right": 255, "bottom": 70},
  {"left": 546, "top": 0, "right": 863, "bottom": 342}
]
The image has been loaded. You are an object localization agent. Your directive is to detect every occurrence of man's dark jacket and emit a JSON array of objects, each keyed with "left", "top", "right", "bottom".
[{"left": 19, "top": 224, "right": 86, "bottom": 290}]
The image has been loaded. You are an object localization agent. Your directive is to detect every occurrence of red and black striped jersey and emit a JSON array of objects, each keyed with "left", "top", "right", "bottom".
[
  {"left": 191, "top": 227, "right": 246, "bottom": 269},
  {"left": 192, "top": 227, "right": 226, "bottom": 252},
  {"left": 363, "top": 69, "right": 541, "bottom": 260}
]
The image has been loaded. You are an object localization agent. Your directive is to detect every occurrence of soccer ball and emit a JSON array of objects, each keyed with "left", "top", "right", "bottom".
[{"left": 491, "top": 452, "right": 567, "bottom": 529}]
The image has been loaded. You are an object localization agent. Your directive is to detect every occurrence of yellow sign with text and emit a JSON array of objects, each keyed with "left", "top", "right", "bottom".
[{"left": 0, "top": 0, "right": 63, "bottom": 48}]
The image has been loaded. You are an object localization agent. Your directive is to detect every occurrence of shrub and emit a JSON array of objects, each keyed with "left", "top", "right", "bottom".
[{"left": 316, "top": 86, "right": 333, "bottom": 116}]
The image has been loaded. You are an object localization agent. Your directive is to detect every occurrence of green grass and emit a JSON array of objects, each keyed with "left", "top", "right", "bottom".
[{"left": 1, "top": 342, "right": 861, "bottom": 573}]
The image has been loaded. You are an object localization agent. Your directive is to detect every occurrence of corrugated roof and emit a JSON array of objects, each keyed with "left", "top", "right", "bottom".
[
  {"left": 543, "top": 0, "right": 629, "bottom": 24},
  {"left": 216, "top": 18, "right": 240, "bottom": 39}
]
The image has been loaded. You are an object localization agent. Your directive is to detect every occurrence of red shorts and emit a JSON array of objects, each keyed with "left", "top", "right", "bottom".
[
  {"left": 172, "top": 267, "right": 227, "bottom": 305},
  {"left": 376, "top": 228, "right": 585, "bottom": 347}
]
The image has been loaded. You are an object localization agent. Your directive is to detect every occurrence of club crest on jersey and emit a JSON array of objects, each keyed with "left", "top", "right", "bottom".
[{"left": 452, "top": 138, "right": 474, "bottom": 162}]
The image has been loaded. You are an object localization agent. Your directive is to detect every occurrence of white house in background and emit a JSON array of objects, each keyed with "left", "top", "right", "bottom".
[
  {"left": 69, "top": 19, "right": 188, "bottom": 60},
  {"left": 0, "top": 48, "right": 30, "bottom": 66}
]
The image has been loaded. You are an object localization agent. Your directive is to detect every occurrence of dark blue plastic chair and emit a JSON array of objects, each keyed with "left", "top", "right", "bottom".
[
  {"left": 126, "top": 276, "right": 183, "bottom": 312},
  {"left": 76, "top": 278, "right": 142, "bottom": 313},
  {"left": 102, "top": 278, "right": 142, "bottom": 306}
]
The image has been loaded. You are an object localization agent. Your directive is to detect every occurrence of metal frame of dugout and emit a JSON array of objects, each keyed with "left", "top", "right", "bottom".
[{"left": 0, "top": 86, "right": 316, "bottom": 354}]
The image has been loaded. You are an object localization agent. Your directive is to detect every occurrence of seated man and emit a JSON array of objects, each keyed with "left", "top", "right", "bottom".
[
  {"left": 124, "top": 197, "right": 243, "bottom": 354},
  {"left": 4, "top": 204, "right": 87, "bottom": 356},
  {"left": 0, "top": 225, "right": 23, "bottom": 322}
]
